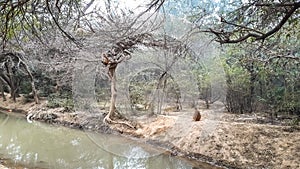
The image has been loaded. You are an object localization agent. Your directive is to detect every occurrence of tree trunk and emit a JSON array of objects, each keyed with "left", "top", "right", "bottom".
[
  {"left": 0, "top": 80, "right": 6, "bottom": 101},
  {"left": 104, "top": 65, "right": 117, "bottom": 122},
  {"left": 5, "top": 63, "right": 16, "bottom": 102},
  {"left": 22, "top": 61, "right": 39, "bottom": 104},
  {"left": 248, "top": 66, "right": 257, "bottom": 113},
  {"left": 204, "top": 87, "right": 211, "bottom": 109},
  {"left": 102, "top": 64, "right": 135, "bottom": 128}
]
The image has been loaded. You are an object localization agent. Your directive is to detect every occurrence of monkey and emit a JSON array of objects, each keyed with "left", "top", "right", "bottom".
[{"left": 193, "top": 108, "right": 201, "bottom": 121}]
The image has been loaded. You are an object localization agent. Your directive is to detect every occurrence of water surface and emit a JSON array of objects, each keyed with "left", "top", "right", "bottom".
[{"left": 0, "top": 112, "right": 216, "bottom": 169}]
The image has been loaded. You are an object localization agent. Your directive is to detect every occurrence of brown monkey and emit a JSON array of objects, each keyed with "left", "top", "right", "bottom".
[{"left": 193, "top": 108, "right": 201, "bottom": 121}]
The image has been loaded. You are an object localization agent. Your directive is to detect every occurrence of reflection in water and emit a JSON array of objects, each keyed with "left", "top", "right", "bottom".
[{"left": 0, "top": 113, "right": 197, "bottom": 169}]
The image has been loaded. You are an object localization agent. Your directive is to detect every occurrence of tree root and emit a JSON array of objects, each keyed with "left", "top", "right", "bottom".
[{"left": 103, "top": 114, "right": 136, "bottom": 129}]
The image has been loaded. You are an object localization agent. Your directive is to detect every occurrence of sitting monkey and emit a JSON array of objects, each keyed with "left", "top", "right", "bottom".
[{"left": 193, "top": 108, "right": 201, "bottom": 121}]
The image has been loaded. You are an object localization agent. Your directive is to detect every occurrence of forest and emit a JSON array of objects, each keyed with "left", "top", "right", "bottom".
[
  {"left": 0, "top": 0, "right": 299, "bottom": 168},
  {"left": 1, "top": 0, "right": 299, "bottom": 122}
]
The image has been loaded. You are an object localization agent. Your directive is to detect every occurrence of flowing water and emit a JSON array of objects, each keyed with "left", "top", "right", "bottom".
[{"left": 0, "top": 112, "right": 217, "bottom": 169}]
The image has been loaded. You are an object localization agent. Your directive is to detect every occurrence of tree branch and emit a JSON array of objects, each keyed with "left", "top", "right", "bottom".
[
  {"left": 146, "top": 0, "right": 165, "bottom": 12},
  {"left": 255, "top": 2, "right": 300, "bottom": 7},
  {"left": 209, "top": 1, "right": 300, "bottom": 43},
  {"left": 256, "top": 2, "right": 300, "bottom": 40},
  {"left": 45, "top": 0, "right": 78, "bottom": 44},
  {"left": 220, "top": 17, "right": 264, "bottom": 35}
]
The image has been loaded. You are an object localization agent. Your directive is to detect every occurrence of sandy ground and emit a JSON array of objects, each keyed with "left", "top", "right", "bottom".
[
  {"left": 129, "top": 106, "right": 300, "bottom": 169},
  {"left": 1, "top": 98, "right": 300, "bottom": 169},
  {"left": 0, "top": 164, "right": 8, "bottom": 169}
]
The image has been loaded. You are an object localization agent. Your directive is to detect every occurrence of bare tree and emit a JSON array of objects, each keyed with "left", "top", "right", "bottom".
[
  {"left": 0, "top": 0, "right": 192, "bottom": 126},
  {"left": 73, "top": 1, "right": 190, "bottom": 124},
  {"left": 0, "top": 0, "right": 85, "bottom": 49},
  {"left": 0, "top": 0, "right": 96, "bottom": 102}
]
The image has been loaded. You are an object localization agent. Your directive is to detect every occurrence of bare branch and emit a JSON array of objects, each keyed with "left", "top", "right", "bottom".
[
  {"left": 45, "top": 0, "right": 77, "bottom": 44},
  {"left": 256, "top": 2, "right": 300, "bottom": 40},
  {"left": 220, "top": 17, "right": 264, "bottom": 35},
  {"left": 255, "top": 2, "right": 300, "bottom": 7},
  {"left": 208, "top": 1, "right": 300, "bottom": 43},
  {"left": 82, "top": 0, "right": 95, "bottom": 13},
  {"left": 146, "top": 0, "right": 165, "bottom": 12}
]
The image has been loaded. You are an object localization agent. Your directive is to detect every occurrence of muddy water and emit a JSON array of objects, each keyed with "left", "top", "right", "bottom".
[{"left": 0, "top": 112, "right": 215, "bottom": 169}]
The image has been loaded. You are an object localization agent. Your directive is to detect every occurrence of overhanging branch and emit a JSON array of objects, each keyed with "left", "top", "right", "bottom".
[{"left": 208, "top": 1, "right": 300, "bottom": 43}]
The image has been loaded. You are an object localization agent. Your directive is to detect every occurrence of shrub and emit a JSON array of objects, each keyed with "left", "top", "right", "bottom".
[{"left": 47, "top": 93, "right": 74, "bottom": 111}]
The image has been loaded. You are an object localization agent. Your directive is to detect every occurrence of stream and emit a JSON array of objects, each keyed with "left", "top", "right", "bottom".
[{"left": 0, "top": 112, "right": 218, "bottom": 169}]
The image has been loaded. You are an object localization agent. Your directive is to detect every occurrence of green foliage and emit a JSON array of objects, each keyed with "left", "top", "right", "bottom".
[
  {"left": 47, "top": 93, "right": 74, "bottom": 111},
  {"left": 222, "top": 56, "right": 253, "bottom": 113},
  {"left": 221, "top": 25, "right": 300, "bottom": 116},
  {"left": 256, "top": 54, "right": 300, "bottom": 115},
  {"left": 129, "top": 68, "right": 162, "bottom": 107},
  {"left": 19, "top": 77, "right": 32, "bottom": 94},
  {"left": 128, "top": 68, "right": 181, "bottom": 112},
  {"left": 95, "top": 76, "right": 110, "bottom": 103},
  {"left": 290, "top": 118, "right": 300, "bottom": 126},
  {"left": 192, "top": 59, "right": 213, "bottom": 106},
  {"left": 33, "top": 70, "right": 56, "bottom": 97}
]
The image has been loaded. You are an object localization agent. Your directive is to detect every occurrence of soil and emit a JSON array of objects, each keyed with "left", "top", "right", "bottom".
[
  {"left": 0, "top": 97, "right": 300, "bottom": 169},
  {"left": 0, "top": 164, "right": 8, "bottom": 169}
]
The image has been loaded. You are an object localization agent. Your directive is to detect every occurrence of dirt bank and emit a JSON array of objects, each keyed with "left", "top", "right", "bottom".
[
  {"left": 0, "top": 164, "right": 8, "bottom": 169},
  {"left": 1, "top": 99, "right": 299, "bottom": 169},
  {"left": 125, "top": 107, "right": 300, "bottom": 169}
]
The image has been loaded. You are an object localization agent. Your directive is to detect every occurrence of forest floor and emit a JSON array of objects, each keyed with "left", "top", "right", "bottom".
[{"left": 0, "top": 97, "right": 300, "bottom": 169}]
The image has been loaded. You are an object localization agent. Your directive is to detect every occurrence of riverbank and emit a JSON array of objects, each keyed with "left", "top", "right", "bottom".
[{"left": 1, "top": 98, "right": 299, "bottom": 169}]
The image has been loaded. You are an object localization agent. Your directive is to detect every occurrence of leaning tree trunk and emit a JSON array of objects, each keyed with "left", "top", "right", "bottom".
[
  {"left": 104, "top": 64, "right": 117, "bottom": 123},
  {"left": 102, "top": 64, "right": 135, "bottom": 128}
]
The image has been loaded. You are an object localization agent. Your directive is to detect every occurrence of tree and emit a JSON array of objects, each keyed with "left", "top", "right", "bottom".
[
  {"left": 0, "top": 0, "right": 87, "bottom": 49},
  {"left": 0, "top": 0, "right": 96, "bottom": 104},
  {"left": 99, "top": 31, "right": 186, "bottom": 124},
  {"left": 219, "top": 29, "right": 300, "bottom": 116},
  {"left": 205, "top": 0, "right": 300, "bottom": 43},
  {"left": 148, "top": 0, "right": 300, "bottom": 45},
  {"left": 0, "top": 51, "right": 39, "bottom": 103},
  {"left": 51, "top": 1, "right": 188, "bottom": 125},
  {"left": 1, "top": 0, "right": 188, "bottom": 124}
]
